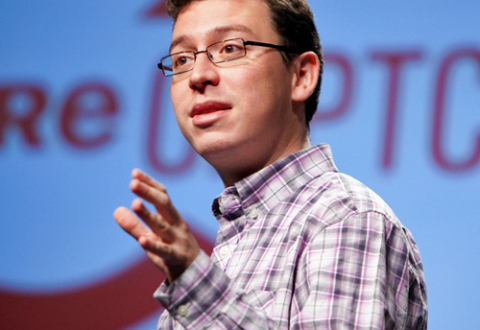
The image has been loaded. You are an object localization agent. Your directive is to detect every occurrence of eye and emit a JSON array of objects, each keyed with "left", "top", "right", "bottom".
[
  {"left": 172, "top": 53, "right": 194, "bottom": 69},
  {"left": 170, "top": 52, "right": 195, "bottom": 72},
  {"left": 224, "top": 45, "right": 239, "bottom": 53},
  {"left": 220, "top": 43, "right": 243, "bottom": 55}
]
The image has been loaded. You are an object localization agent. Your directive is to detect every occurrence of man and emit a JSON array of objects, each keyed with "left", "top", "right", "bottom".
[{"left": 114, "top": 0, "right": 428, "bottom": 329}]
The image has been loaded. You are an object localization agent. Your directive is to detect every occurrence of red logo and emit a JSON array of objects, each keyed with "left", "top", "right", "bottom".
[
  {"left": 0, "top": 2, "right": 215, "bottom": 329},
  {"left": 144, "top": 0, "right": 168, "bottom": 19},
  {"left": 0, "top": 231, "right": 214, "bottom": 329}
]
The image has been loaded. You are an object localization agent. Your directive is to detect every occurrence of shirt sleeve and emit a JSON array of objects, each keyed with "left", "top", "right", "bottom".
[{"left": 154, "top": 249, "right": 276, "bottom": 330}]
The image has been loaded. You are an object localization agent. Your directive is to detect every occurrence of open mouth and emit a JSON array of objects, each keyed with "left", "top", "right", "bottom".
[
  {"left": 191, "top": 101, "right": 232, "bottom": 117},
  {"left": 190, "top": 101, "right": 232, "bottom": 127}
]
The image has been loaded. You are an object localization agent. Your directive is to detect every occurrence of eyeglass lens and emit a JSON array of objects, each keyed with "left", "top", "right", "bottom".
[{"left": 161, "top": 38, "right": 247, "bottom": 76}]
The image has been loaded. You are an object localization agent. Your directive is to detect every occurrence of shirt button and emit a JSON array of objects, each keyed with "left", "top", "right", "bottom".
[
  {"left": 177, "top": 304, "right": 189, "bottom": 317},
  {"left": 249, "top": 209, "right": 258, "bottom": 219},
  {"left": 220, "top": 246, "right": 230, "bottom": 256}
]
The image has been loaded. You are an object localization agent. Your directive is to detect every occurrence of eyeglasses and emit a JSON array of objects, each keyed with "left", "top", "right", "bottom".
[{"left": 157, "top": 38, "right": 303, "bottom": 77}]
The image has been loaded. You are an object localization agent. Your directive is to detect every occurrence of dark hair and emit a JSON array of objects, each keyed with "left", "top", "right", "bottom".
[{"left": 167, "top": 0, "right": 323, "bottom": 127}]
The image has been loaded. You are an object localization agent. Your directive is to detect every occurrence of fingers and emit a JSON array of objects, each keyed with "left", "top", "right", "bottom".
[
  {"left": 130, "top": 179, "right": 168, "bottom": 207},
  {"left": 113, "top": 206, "right": 150, "bottom": 240},
  {"left": 114, "top": 206, "right": 174, "bottom": 276},
  {"left": 132, "top": 168, "right": 166, "bottom": 193},
  {"left": 138, "top": 235, "right": 172, "bottom": 258},
  {"left": 115, "top": 205, "right": 174, "bottom": 256},
  {"left": 130, "top": 170, "right": 181, "bottom": 226},
  {"left": 139, "top": 232, "right": 200, "bottom": 282},
  {"left": 115, "top": 169, "right": 200, "bottom": 283},
  {"left": 131, "top": 198, "right": 175, "bottom": 243}
]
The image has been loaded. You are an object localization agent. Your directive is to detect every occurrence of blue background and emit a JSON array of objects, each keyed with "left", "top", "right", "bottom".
[{"left": 1, "top": 0, "right": 479, "bottom": 329}]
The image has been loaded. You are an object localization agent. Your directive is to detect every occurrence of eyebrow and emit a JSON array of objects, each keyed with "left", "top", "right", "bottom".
[{"left": 169, "top": 24, "right": 254, "bottom": 52}]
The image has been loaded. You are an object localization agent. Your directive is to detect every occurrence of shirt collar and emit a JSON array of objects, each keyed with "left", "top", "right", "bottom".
[{"left": 212, "top": 143, "right": 338, "bottom": 218}]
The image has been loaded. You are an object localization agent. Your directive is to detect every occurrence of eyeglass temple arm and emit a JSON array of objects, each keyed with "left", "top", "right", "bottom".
[{"left": 243, "top": 41, "right": 304, "bottom": 54}]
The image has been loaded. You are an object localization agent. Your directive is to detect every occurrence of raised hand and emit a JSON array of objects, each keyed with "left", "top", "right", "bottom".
[{"left": 114, "top": 169, "right": 200, "bottom": 283}]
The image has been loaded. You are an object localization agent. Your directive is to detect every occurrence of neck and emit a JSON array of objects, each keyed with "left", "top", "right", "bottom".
[{"left": 216, "top": 137, "right": 311, "bottom": 188}]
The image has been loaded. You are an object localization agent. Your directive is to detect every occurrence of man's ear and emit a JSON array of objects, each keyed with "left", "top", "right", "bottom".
[{"left": 291, "top": 51, "right": 320, "bottom": 102}]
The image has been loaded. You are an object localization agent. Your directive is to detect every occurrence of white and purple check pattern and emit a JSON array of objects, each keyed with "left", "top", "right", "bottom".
[{"left": 155, "top": 144, "right": 427, "bottom": 329}]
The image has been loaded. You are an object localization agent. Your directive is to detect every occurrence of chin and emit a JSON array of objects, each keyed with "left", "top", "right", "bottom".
[
  {"left": 195, "top": 140, "right": 233, "bottom": 159},
  {"left": 194, "top": 138, "right": 245, "bottom": 165}
]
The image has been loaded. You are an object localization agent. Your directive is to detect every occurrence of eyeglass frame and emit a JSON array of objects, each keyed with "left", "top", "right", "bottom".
[{"left": 157, "top": 38, "right": 305, "bottom": 77}]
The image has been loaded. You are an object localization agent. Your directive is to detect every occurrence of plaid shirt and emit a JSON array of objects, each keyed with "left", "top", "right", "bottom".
[{"left": 155, "top": 144, "right": 428, "bottom": 329}]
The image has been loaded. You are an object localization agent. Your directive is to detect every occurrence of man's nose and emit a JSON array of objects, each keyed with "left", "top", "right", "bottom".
[{"left": 188, "top": 51, "right": 220, "bottom": 90}]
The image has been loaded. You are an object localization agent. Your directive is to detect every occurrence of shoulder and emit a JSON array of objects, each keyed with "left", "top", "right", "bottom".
[
  {"left": 298, "top": 171, "right": 397, "bottom": 228},
  {"left": 295, "top": 170, "right": 425, "bottom": 263}
]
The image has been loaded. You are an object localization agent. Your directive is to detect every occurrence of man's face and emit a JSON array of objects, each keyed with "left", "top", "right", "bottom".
[{"left": 170, "top": 0, "right": 307, "bottom": 182}]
